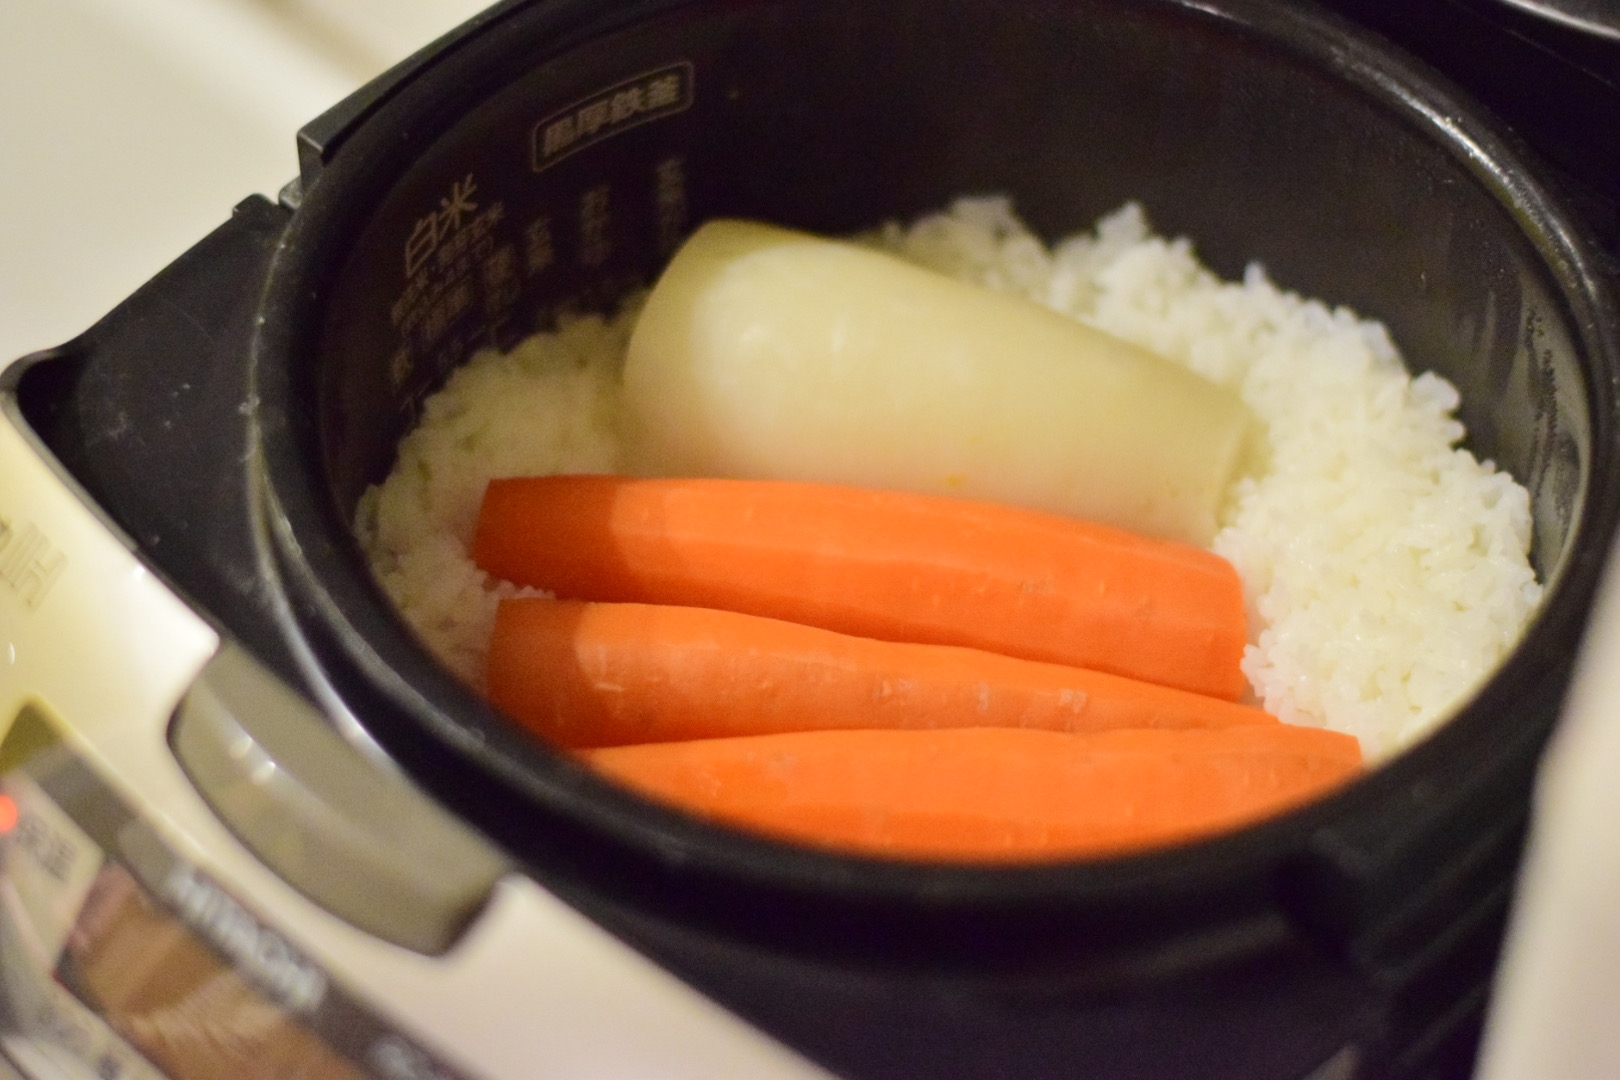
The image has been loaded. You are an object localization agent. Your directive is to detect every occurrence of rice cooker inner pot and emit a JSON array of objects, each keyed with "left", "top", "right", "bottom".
[{"left": 251, "top": 0, "right": 1618, "bottom": 1073}]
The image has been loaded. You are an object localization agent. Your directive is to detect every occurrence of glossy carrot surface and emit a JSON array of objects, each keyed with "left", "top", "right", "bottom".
[
  {"left": 473, "top": 475, "right": 1248, "bottom": 699},
  {"left": 579, "top": 726, "right": 1362, "bottom": 861},
  {"left": 488, "top": 597, "right": 1277, "bottom": 748}
]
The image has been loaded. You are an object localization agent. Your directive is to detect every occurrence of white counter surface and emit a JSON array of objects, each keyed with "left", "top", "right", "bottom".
[{"left": 0, "top": 0, "right": 489, "bottom": 364}]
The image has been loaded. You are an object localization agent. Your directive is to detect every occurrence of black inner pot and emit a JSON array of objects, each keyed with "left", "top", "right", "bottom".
[{"left": 251, "top": 0, "right": 1620, "bottom": 1076}]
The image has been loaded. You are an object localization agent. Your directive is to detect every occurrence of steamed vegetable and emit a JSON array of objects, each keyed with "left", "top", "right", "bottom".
[
  {"left": 467, "top": 218, "right": 1338, "bottom": 862},
  {"left": 486, "top": 597, "right": 1277, "bottom": 748},
  {"left": 579, "top": 726, "right": 1363, "bottom": 860},
  {"left": 621, "top": 219, "right": 1251, "bottom": 546},
  {"left": 473, "top": 475, "right": 1248, "bottom": 700}
]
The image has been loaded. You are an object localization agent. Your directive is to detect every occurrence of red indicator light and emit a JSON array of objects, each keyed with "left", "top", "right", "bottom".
[{"left": 0, "top": 794, "right": 17, "bottom": 834}]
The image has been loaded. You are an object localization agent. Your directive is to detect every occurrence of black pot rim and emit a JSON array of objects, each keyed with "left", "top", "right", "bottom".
[{"left": 247, "top": 0, "right": 1620, "bottom": 921}]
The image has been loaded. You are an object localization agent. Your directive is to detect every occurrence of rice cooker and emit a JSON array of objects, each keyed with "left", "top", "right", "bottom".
[{"left": 3, "top": 1, "right": 1618, "bottom": 1078}]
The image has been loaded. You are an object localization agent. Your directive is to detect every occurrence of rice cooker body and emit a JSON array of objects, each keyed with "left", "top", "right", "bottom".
[{"left": 24, "top": 0, "right": 1620, "bottom": 1077}]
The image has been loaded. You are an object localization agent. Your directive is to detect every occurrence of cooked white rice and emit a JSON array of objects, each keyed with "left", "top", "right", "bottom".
[
  {"left": 355, "top": 197, "right": 1541, "bottom": 759},
  {"left": 355, "top": 308, "right": 636, "bottom": 684}
]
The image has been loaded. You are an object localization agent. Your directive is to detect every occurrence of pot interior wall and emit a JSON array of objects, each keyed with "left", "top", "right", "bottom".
[
  {"left": 317, "top": 0, "right": 1589, "bottom": 644},
  {"left": 273, "top": 4, "right": 1612, "bottom": 1074}
]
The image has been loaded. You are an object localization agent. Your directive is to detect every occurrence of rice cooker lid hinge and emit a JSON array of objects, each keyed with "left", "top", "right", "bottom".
[{"left": 292, "top": 0, "right": 534, "bottom": 190}]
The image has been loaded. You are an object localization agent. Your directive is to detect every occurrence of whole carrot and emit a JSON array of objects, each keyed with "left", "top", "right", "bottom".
[
  {"left": 473, "top": 475, "right": 1248, "bottom": 700},
  {"left": 487, "top": 597, "right": 1277, "bottom": 749},
  {"left": 579, "top": 726, "right": 1363, "bottom": 861}
]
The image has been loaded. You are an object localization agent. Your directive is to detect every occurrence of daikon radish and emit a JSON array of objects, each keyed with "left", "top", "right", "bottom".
[
  {"left": 486, "top": 597, "right": 1275, "bottom": 748},
  {"left": 622, "top": 219, "right": 1251, "bottom": 546},
  {"left": 474, "top": 475, "right": 1248, "bottom": 699}
]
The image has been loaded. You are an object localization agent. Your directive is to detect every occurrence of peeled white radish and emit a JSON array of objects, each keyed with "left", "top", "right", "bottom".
[{"left": 622, "top": 219, "right": 1250, "bottom": 545}]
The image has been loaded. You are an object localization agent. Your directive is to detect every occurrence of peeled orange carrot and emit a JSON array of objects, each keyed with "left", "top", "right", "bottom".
[
  {"left": 473, "top": 475, "right": 1248, "bottom": 700},
  {"left": 488, "top": 597, "right": 1276, "bottom": 749},
  {"left": 578, "top": 726, "right": 1362, "bottom": 860}
]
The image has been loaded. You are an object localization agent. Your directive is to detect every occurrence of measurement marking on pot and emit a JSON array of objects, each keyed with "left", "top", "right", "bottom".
[
  {"left": 481, "top": 242, "right": 520, "bottom": 316},
  {"left": 656, "top": 156, "right": 689, "bottom": 252},
  {"left": 392, "top": 177, "right": 512, "bottom": 372},
  {"left": 525, "top": 215, "right": 555, "bottom": 274},
  {"left": 580, "top": 185, "right": 613, "bottom": 267},
  {"left": 531, "top": 61, "right": 695, "bottom": 173},
  {"left": 405, "top": 174, "right": 481, "bottom": 277}
]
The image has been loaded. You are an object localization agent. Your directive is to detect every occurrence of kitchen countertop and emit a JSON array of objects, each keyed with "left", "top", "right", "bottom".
[{"left": 0, "top": 0, "right": 490, "bottom": 365}]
